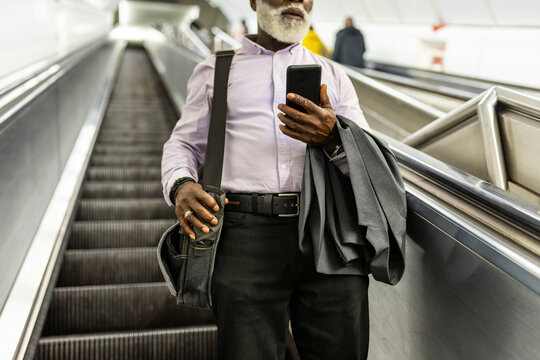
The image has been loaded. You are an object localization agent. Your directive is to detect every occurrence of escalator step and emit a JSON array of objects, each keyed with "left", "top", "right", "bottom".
[
  {"left": 93, "top": 144, "right": 164, "bottom": 155},
  {"left": 103, "top": 112, "right": 173, "bottom": 120},
  {"left": 86, "top": 167, "right": 161, "bottom": 181},
  {"left": 100, "top": 121, "right": 170, "bottom": 128},
  {"left": 76, "top": 199, "right": 173, "bottom": 220},
  {"left": 36, "top": 326, "right": 217, "bottom": 360},
  {"left": 96, "top": 138, "right": 167, "bottom": 146},
  {"left": 91, "top": 155, "right": 162, "bottom": 167},
  {"left": 57, "top": 248, "right": 161, "bottom": 286},
  {"left": 97, "top": 131, "right": 170, "bottom": 140},
  {"left": 69, "top": 219, "right": 174, "bottom": 249},
  {"left": 42, "top": 283, "right": 214, "bottom": 335},
  {"left": 82, "top": 181, "right": 162, "bottom": 198}
]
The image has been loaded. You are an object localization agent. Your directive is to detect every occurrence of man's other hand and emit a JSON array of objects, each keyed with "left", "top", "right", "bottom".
[
  {"left": 175, "top": 182, "right": 220, "bottom": 240},
  {"left": 277, "top": 84, "right": 340, "bottom": 153}
]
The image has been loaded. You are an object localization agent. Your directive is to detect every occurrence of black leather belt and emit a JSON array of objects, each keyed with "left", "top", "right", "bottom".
[{"left": 225, "top": 193, "right": 300, "bottom": 217}]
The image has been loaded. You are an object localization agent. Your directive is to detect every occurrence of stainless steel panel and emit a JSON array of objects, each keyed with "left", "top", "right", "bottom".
[
  {"left": 56, "top": 45, "right": 115, "bottom": 165},
  {"left": 346, "top": 72, "right": 443, "bottom": 139},
  {"left": 499, "top": 110, "right": 540, "bottom": 195},
  {"left": 0, "top": 91, "right": 60, "bottom": 308},
  {"left": 507, "top": 181, "right": 540, "bottom": 207},
  {"left": 366, "top": 76, "right": 466, "bottom": 113},
  {"left": 0, "top": 42, "right": 118, "bottom": 310},
  {"left": 144, "top": 30, "right": 203, "bottom": 112},
  {"left": 419, "top": 117, "right": 491, "bottom": 181},
  {"left": 368, "top": 191, "right": 540, "bottom": 360}
]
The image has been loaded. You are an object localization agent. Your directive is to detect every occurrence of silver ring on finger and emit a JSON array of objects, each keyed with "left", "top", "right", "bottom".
[{"left": 184, "top": 210, "right": 193, "bottom": 220}]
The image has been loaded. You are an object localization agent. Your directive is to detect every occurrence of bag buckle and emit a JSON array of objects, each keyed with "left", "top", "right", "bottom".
[{"left": 277, "top": 193, "right": 300, "bottom": 217}]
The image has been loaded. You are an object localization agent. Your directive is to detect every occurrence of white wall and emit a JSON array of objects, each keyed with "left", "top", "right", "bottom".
[
  {"left": 0, "top": 0, "right": 117, "bottom": 80},
  {"left": 359, "top": 24, "right": 540, "bottom": 88}
]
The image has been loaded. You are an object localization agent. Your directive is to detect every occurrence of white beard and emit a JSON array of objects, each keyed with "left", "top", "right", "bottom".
[{"left": 256, "top": 0, "right": 312, "bottom": 44}]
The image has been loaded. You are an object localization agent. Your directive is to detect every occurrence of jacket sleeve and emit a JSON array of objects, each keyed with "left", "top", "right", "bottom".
[{"left": 328, "top": 66, "right": 370, "bottom": 176}]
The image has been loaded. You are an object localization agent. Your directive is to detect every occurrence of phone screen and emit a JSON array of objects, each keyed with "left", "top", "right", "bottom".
[{"left": 286, "top": 65, "right": 322, "bottom": 113}]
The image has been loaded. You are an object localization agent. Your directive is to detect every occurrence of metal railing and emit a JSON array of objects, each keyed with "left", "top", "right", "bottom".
[
  {"left": 0, "top": 36, "right": 108, "bottom": 131},
  {"left": 177, "top": 24, "right": 212, "bottom": 58},
  {"left": 404, "top": 86, "right": 540, "bottom": 194},
  {"left": 211, "top": 27, "right": 242, "bottom": 52}
]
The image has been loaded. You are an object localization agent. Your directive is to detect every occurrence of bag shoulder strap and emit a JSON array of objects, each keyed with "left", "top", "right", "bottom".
[{"left": 201, "top": 50, "right": 235, "bottom": 189}]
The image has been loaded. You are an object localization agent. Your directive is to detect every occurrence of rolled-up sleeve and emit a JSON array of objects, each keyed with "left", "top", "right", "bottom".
[
  {"left": 161, "top": 56, "right": 215, "bottom": 205},
  {"left": 330, "top": 66, "right": 370, "bottom": 177}
]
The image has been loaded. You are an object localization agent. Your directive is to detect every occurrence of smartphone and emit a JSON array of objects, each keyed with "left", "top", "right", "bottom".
[{"left": 286, "top": 65, "right": 321, "bottom": 113}]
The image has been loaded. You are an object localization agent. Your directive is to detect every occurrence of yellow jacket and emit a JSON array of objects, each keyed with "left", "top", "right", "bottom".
[{"left": 302, "top": 29, "right": 330, "bottom": 56}]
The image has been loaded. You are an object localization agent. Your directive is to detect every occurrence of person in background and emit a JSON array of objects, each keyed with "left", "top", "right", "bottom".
[
  {"left": 333, "top": 16, "right": 366, "bottom": 68},
  {"left": 302, "top": 25, "right": 330, "bottom": 57}
]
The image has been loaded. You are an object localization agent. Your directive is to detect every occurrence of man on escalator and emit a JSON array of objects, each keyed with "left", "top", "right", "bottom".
[{"left": 161, "top": 1, "right": 405, "bottom": 359}]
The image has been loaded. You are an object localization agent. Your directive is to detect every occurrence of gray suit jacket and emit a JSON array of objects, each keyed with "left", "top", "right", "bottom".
[{"left": 298, "top": 116, "right": 407, "bottom": 285}]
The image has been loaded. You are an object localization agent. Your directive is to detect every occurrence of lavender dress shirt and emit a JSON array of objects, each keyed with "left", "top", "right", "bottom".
[{"left": 161, "top": 36, "right": 369, "bottom": 206}]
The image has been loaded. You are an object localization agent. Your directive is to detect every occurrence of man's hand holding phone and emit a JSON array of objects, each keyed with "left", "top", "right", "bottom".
[{"left": 277, "top": 84, "right": 340, "bottom": 153}]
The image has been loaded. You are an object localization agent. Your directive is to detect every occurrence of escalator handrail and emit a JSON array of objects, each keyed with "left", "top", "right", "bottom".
[
  {"left": 211, "top": 26, "right": 242, "bottom": 52},
  {"left": 381, "top": 131, "right": 540, "bottom": 237},
  {"left": 177, "top": 24, "right": 212, "bottom": 58},
  {"left": 403, "top": 86, "right": 540, "bottom": 191},
  {"left": 358, "top": 67, "right": 479, "bottom": 100},
  {"left": 341, "top": 64, "right": 446, "bottom": 119},
  {"left": 0, "top": 35, "right": 108, "bottom": 131},
  {"left": 151, "top": 26, "right": 206, "bottom": 63},
  {"left": 0, "top": 35, "right": 107, "bottom": 99},
  {"left": 367, "top": 60, "right": 540, "bottom": 97}
]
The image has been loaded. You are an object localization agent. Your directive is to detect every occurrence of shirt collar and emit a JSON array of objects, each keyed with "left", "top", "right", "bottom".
[{"left": 239, "top": 35, "right": 302, "bottom": 55}]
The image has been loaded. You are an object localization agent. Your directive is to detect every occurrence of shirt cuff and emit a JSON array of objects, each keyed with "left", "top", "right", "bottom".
[
  {"left": 164, "top": 168, "right": 199, "bottom": 206},
  {"left": 324, "top": 150, "right": 350, "bottom": 177}
]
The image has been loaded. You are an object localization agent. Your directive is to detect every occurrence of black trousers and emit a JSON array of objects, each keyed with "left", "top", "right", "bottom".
[{"left": 211, "top": 212, "right": 370, "bottom": 360}]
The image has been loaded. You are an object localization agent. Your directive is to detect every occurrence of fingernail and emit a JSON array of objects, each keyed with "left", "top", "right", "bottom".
[
  {"left": 213, "top": 205, "right": 219, "bottom": 211},
  {"left": 211, "top": 218, "right": 218, "bottom": 225},
  {"left": 278, "top": 104, "right": 283, "bottom": 110},
  {"left": 203, "top": 226, "right": 209, "bottom": 233},
  {"left": 189, "top": 234, "right": 196, "bottom": 240},
  {"left": 287, "top": 93, "right": 294, "bottom": 100}
]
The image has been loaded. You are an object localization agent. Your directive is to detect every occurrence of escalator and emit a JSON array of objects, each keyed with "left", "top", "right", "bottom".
[
  {"left": 2, "top": 27, "right": 537, "bottom": 360},
  {"left": 34, "top": 47, "right": 217, "bottom": 359}
]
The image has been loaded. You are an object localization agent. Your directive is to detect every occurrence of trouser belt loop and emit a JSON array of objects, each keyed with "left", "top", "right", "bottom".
[
  {"left": 263, "top": 194, "right": 273, "bottom": 216},
  {"left": 251, "top": 194, "right": 258, "bottom": 214}
]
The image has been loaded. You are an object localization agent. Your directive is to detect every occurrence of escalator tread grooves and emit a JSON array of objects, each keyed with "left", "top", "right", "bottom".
[
  {"left": 38, "top": 326, "right": 217, "bottom": 360},
  {"left": 34, "top": 47, "right": 215, "bottom": 360}
]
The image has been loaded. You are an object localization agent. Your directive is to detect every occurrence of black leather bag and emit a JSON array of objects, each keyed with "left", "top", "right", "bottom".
[{"left": 157, "top": 50, "right": 234, "bottom": 308}]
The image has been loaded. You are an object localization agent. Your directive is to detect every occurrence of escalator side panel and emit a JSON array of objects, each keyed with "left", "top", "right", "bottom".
[
  {"left": 368, "top": 192, "right": 540, "bottom": 360},
  {"left": 0, "top": 44, "right": 118, "bottom": 311}
]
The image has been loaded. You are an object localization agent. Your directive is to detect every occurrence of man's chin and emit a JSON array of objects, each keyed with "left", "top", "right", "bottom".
[{"left": 271, "top": 32, "right": 306, "bottom": 45}]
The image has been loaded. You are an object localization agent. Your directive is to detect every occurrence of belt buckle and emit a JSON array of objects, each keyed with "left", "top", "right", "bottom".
[{"left": 277, "top": 193, "right": 300, "bottom": 217}]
